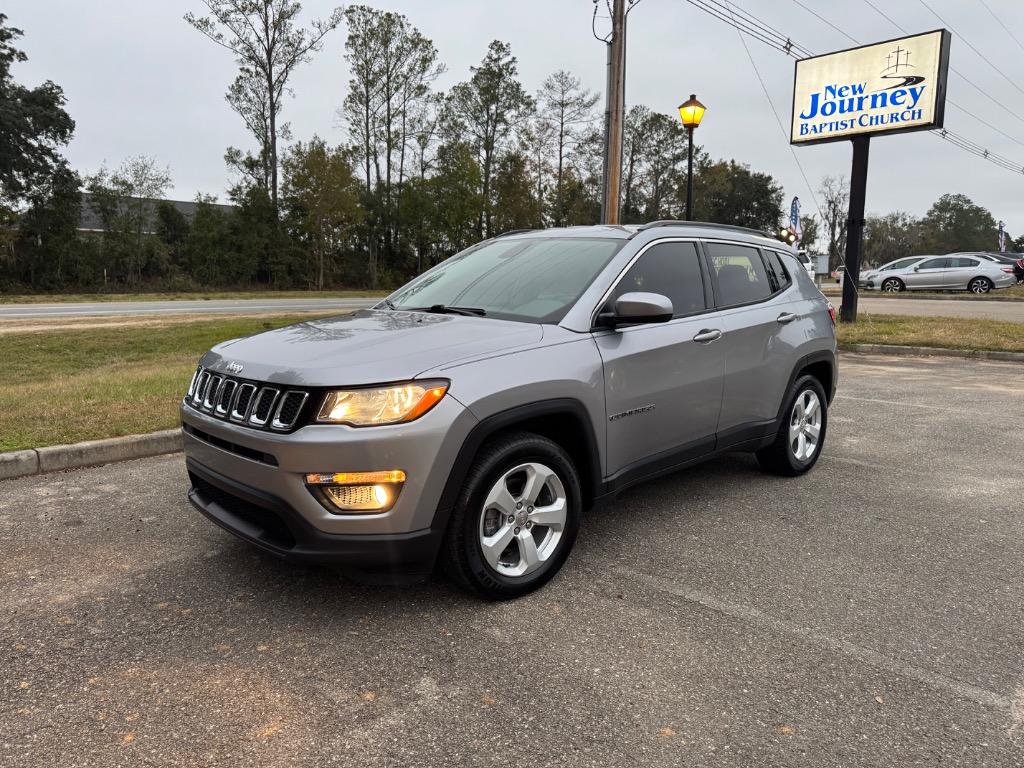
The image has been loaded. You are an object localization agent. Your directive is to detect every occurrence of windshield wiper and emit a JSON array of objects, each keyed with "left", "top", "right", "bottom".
[
  {"left": 413, "top": 304, "right": 487, "bottom": 317},
  {"left": 381, "top": 298, "right": 397, "bottom": 310}
]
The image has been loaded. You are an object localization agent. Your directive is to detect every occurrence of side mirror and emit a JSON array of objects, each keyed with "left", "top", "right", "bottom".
[{"left": 599, "top": 292, "right": 673, "bottom": 327}]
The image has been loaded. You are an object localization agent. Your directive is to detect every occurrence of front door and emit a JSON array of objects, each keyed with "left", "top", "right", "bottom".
[{"left": 594, "top": 241, "right": 725, "bottom": 478}]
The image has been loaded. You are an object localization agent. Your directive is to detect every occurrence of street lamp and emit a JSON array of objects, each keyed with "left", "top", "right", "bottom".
[{"left": 678, "top": 94, "right": 706, "bottom": 221}]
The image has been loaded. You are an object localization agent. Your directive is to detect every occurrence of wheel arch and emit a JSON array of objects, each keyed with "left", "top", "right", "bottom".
[
  {"left": 774, "top": 349, "right": 837, "bottom": 428},
  {"left": 434, "top": 399, "right": 603, "bottom": 535}
]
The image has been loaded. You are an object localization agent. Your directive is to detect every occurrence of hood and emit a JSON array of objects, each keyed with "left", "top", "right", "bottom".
[{"left": 200, "top": 309, "right": 544, "bottom": 387}]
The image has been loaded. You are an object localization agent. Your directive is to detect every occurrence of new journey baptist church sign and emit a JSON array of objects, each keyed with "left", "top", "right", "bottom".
[
  {"left": 791, "top": 29, "right": 951, "bottom": 144},
  {"left": 789, "top": 29, "right": 951, "bottom": 322}
]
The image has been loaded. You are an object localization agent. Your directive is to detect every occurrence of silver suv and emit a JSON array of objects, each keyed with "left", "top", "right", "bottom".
[{"left": 182, "top": 223, "right": 838, "bottom": 598}]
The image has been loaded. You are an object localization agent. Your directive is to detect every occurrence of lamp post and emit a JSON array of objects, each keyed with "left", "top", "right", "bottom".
[{"left": 678, "top": 94, "right": 706, "bottom": 221}]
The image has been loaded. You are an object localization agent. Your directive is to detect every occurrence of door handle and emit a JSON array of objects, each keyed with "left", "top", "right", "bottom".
[
  {"left": 693, "top": 328, "right": 722, "bottom": 343},
  {"left": 777, "top": 312, "right": 798, "bottom": 324}
]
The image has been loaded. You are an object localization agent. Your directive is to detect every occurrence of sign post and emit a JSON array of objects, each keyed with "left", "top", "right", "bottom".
[{"left": 790, "top": 29, "right": 951, "bottom": 322}]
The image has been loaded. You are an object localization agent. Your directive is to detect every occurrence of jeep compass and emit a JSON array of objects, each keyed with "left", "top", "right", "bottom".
[{"left": 182, "top": 222, "right": 838, "bottom": 599}]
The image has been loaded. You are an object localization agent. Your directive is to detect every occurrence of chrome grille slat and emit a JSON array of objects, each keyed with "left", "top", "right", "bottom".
[
  {"left": 271, "top": 391, "right": 309, "bottom": 431},
  {"left": 202, "top": 375, "right": 223, "bottom": 411},
  {"left": 230, "top": 383, "right": 257, "bottom": 423},
  {"left": 248, "top": 387, "right": 280, "bottom": 427},
  {"left": 215, "top": 380, "right": 237, "bottom": 416},
  {"left": 184, "top": 369, "right": 308, "bottom": 432}
]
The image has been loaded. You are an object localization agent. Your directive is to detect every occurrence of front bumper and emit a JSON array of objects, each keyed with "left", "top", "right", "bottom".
[
  {"left": 187, "top": 459, "right": 441, "bottom": 575},
  {"left": 180, "top": 393, "right": 478, "bottom": 571}
]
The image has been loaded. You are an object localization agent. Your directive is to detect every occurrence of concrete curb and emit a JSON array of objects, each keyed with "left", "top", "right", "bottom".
[
  {"left": 0, "top": 429, "right": 182, "bottom": 482},
  {"left": 840, "top": 343, "right": 1024, "bottom": 362}
]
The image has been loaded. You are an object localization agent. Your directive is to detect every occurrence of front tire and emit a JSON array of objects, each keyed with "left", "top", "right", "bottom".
[
  {"left": 757, "top": 375, "right": 828, "bottom": 477},
  {"left": 880, "top": 277, "right": 904, "bottom": 293},
  {"left": 968, "top": 277, "right": 993, "bottom": 294},
  {"left": 442, "top": 431, "right": 581, "bottom": 599}
]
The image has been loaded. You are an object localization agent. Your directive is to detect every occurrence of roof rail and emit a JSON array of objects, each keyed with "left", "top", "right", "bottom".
[{"left": 638, "top": 220, "right": 773, "bottom": 239}]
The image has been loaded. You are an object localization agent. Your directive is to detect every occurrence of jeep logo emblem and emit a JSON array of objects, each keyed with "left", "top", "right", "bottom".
[{"left": 225, "top": 361, "right": 244, "bottom": 374}]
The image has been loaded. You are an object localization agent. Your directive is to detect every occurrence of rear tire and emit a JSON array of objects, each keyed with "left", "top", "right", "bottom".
[
  {"left": 880, "top": 277, "right": 903, "bottom": 293},
  {"left": 757, "top": 375, "right": 828, "bottom": 477},
  {"left": 441, "top": 431, "right": 581, "bottom": 599},
  {"left": 968, "top": 277, "right": 993, "bottom": 294}
]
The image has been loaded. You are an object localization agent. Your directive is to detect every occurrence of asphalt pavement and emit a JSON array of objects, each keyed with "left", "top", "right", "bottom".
[
  {"left": 1, "top": 353, "right": 1022, "bottom": 767},
  {"left": 0, "top": 297, "right": 375, "bottom": 320}
]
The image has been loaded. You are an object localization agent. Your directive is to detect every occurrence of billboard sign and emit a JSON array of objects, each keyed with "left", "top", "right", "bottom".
[{"left": 791, "top": 30, "right": 951, "bottom": 145}]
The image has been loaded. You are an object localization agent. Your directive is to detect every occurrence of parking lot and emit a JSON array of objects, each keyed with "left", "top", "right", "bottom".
[{"left": 1, "top": 352, "right": 1022, "bottom": 767}]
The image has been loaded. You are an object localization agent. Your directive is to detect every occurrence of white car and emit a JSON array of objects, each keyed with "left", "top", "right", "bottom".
[
  {"left": 862, "top": 255, "right": 1015, "bottom": 293},
  {"left": 858, "top": 257, "right": 927, "bottom": 291}
]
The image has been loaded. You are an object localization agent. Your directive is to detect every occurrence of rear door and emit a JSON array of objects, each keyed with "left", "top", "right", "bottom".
[
  {"left": 946, "top": 257, "right": 978, "bottom": 288},
  {"left": 594, "top": 240, "right": 725, "bottom": 478},
  {"left": 704, "top": 242, "right": 796, "bottom": 445},
  {"left": 904, "top": 257, "right": 949, "bottom": 289}
]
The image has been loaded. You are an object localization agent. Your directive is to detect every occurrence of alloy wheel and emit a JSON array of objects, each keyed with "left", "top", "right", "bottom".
[
  {"left": 789, "top": 390, "right": 822, "bottom": 462},
  {"left": 969, "top": 278, "right": 991, "bottom": 294},
  {"left": 478, "top": 462, "right": 567, "bottom": 578}
]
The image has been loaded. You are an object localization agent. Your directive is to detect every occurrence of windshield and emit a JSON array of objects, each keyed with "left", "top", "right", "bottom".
[
  {"left": 882, "top": 257, "right": 923, "bottom": 271},
  {"left": 386, "top": 237, "right": 624, "bottom": 323}
]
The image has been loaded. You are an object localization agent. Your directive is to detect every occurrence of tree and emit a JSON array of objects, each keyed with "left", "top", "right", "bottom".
[
  {"left": 85, "top": 156, "right": 172, "bottom": 286},
  {"left": 282, "top": 137, "right": 363, "bottom": 290},
  {"left": 340, "top": 5, "right": 444, "bottom": 274},
  {"left": 918, "top": 193, "right": 998, "bottom": 254},
  {"left": 445, "top": 41, "right": 533, "bottom": 238},
  {"left": 862, "top": 212, "right": 922, "bottom": 268},
  {"left": 492, "top": 150, "right": 538, "bottom": 233},
  {"left": 13, "top": 165, "right": 81, "bottom": 288},
  {"left": 799, "top": 214, "right": 819, "bottom": 253},
  {"left": 185, "top": 0, "right": 343, "bottom": 214},
  {"left": 537, "top": 71, "right": 598, "bottom": 227},
  {"left": 0, "top": 14, "right": 75, "bottom": 204},
  {"left": 693, "top": 158, "right": 783, "bottom": 231},
  {"left": 819, "top": 176, "right": 849, "bottom": 271}
]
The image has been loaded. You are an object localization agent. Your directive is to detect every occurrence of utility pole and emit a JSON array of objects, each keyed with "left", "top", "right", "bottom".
[{"left": 602, "top": 0, "right": 627, "bottom": 225}]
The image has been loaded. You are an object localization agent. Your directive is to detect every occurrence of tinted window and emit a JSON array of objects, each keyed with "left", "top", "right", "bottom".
[
  {"left": 612, "top": 241, "right": 705, "bottom": 317},
  {"left": 953, "top": 257, "right": 979, "bottom": 268},
  {"left": 389, "top": 237, "right": 623, "bottom": 323},
  {"left": 705, "top": 243, "right": 773, "bottom": 306},
  {"left": 918, "top": 258, "right": 949, "bottom": 270},
  {"left": 762, "top": 251, "right": 792, "bottom": 292}
]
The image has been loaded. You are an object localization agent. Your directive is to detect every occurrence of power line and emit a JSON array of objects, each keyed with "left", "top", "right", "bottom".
[
  {"left": 787, "top": 0, "right": 858, "bottom": 45},
  {"left": 975, "top": 0, "right": 1024, "bottom": 55},
  {"left": 858, "top": 0, "right": 1024, "bottom": 135},
  {"left": 915, "top": 0, "right": 1024, "bottom": 100},
  {"left": 682, "top": 0, "right": 1024, "bottom": 176},
  {"left": 722, "top": 0, "right": 824, "bottom": 222}
]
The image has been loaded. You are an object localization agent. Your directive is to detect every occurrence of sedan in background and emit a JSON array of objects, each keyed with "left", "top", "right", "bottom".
[
  {"left": 859, "top": 257, "right": 927, "bottom": 292},
  {"left": 893, "top": 255, "right": 1016, "bottom": 293}
]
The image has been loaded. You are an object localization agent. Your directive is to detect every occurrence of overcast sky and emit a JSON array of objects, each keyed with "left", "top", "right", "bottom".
[{"left": 9, "top": 0, "right": 1024, "bottom": 236}]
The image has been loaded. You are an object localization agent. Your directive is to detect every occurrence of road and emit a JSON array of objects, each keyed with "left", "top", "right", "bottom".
[
  {"left": 1, "top": 353, "right": 1022, "bottom": 767},
  {"left": 1, "top": 294, "right": 1023, "bottom": 322},
  {"left": 856, "top": 296, "right": 1024, "bottom": 322},
  {"left": 0, "top": 297, "right": 375, "bottom": 320}
]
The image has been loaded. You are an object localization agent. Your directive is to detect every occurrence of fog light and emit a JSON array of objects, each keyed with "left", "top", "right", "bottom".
[{"left": 305, "top": 470, "right": 405, "bottom": 513}]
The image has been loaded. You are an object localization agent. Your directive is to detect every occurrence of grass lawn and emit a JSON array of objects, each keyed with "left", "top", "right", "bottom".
[
  {"left": 837, "top": 313, "right": 1024, "bottom": 353},
  {"left": 1, "top": 312, "right": 1021, "bottom": 453},
  {"left": 0, "top": 289, "right": 386, "bottom": 304},
  {"left": 0, "top": 314, "right": 332, "bottom": 452}
]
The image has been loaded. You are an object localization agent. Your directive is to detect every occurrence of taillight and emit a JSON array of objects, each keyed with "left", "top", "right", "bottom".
[
  {"left": 1002, "top": 267, "right": 1014, "bottom": 274},
  {"left": 827, "top": 302, "right": 837, "bottom": 326}
]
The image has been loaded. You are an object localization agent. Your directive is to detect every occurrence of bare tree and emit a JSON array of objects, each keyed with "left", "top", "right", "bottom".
[
  {"left": 819, "top": 176, "right": 849, "bottom": 271},
  {"left": 185, "top": 0, "right": 343, "bottom": 214},
  {"left": 537, "top": 71, "right": 598, "bottom": 227}
]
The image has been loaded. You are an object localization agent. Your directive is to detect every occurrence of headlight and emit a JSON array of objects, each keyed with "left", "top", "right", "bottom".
[{"left": 316, "top": 380, "right": 449, "bottom": 426}]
